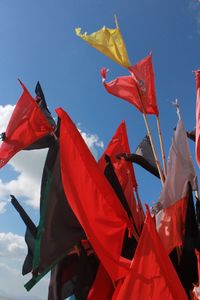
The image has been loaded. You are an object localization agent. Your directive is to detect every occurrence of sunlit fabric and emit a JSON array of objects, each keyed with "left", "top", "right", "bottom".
[
  {"left": 0, "top": 81, "right": 54, "bottom": 168},
  {"left": 75, "top": 26, "right": 131, "bottom": 68},
  {"left": 101, "top": 53, "right": 159, "bottom": 115}
]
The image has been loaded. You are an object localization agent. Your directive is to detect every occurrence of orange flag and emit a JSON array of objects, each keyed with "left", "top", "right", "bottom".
[
  {"left": 112, "top": 207, "right": 188, "bottom": 300},
  {"left": 56, "top": 108, "right": 131, "bottom": 282},
  {"left": 195, "top": 70, "right": 200, "bottom": 167},
  {"left": 101, "top": 53, "right": 159, "bottom": 115}
]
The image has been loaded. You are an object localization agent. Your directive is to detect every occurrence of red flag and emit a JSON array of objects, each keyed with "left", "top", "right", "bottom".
[
  {"left": 0, "top": 81, "right": 54, "bottom": 168},
  {"left": 101, "top": 53, "right": 159, "bottom": 115},
  {"left": 112, "top": 207, "right": 188, "bottom": 300},
  {"left": 56, "top": 108, "right": 130, "bottom": 282},
  {"left": 195, "top": 70, "right": 200, "bottom": 167},
  {"left": 87, "top": 264, "right": 115, "bottom": 300},
  {"left": 98, "top": 121, "right": 140, "bottom": 231}
]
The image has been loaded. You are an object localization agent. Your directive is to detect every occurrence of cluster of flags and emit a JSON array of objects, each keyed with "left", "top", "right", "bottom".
[{"left": 1, "top": 19, "right": 200, "bottom": 299}]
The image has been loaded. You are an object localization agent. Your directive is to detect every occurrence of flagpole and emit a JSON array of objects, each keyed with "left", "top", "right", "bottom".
[
  {"left": 142, "top": 112, "right": 165, "bottom": 185},
  {"left": 131, "top": 74, "right": 165, "bottom": 185},
  {"left": 156, "top": 116, "right": 167, "bottom": 177}
]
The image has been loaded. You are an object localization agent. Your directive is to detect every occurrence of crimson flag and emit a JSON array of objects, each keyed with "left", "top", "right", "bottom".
[
  {"left": 56, "top": 108, "right": 131, "bottom": 282},
  {"left": 101, "top": 53, "right": 159, "bottom": 115},
  {"left": 112, "top": 207, "right": 188, "bottom": 300},
  {"left": 0, "top": 81, "right": 54, "bottom": 168}
]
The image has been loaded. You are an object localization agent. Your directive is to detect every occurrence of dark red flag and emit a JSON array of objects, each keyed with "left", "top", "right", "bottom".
[
  {"left": 56, "top": 108, "right": 131, "bottom": 282},
  {"left": 101, "top": 53, "right": 159, "bottom": 115},
  {"left": 0, "top": 81, "right": 54, "bottom": 168}
]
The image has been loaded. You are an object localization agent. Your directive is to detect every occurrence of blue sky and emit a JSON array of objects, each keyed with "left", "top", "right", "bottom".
[{"left": 0, "top": 0, "right": 200, "bottom": 299}]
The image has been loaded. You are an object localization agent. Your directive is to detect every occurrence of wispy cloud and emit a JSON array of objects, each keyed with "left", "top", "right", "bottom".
[
  {"left": 0, "top": 263, "right": 48, "bottom": 300},
  {"left": 0, "top": 232, "right": 26, "bottom": 259}
]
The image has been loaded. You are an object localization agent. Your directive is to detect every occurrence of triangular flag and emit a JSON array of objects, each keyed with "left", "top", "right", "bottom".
[
  {"left": 56, "top": 107, "right": 130, "bottom": 282},
  {"left": 75, "top": 24, "right": 131, "bottom": 68},
  {"left": 101, "top": 53, "right": 159, "bottom": 115},
  {"left": 112, "top": 207, "right": 188, "bottom": 300},
  {"left": 0, "top": 81, "right": 54, "bottom": 167}
]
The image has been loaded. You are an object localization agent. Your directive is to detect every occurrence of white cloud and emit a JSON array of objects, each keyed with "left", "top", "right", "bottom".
[
  {"left": 0, "top": 202, "right": 6, "bottom": 214},
  {"left": 78, "top": 127, "right": 104, "bottom": 160},
  {"left": 0, "top": 105, "right": 15, "bottom": 133},
  {"left": 0, "top": 232, "right": 26, "bottom": 259}
]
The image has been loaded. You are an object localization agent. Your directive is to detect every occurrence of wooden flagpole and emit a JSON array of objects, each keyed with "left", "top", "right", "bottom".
[
  {"left": 142, "top": 112, "right": 165, "bottom": 185},
  {"left": 131, "top": 72, "right": 165, "bottom": 185},
  {"left": 156, "top": 116, "right": 167, "bottom": 177}
]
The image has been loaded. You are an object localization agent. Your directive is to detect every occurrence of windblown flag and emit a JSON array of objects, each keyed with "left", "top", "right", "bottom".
[
  {"left": 48, "top": 244, "right": 98, "bottom": 300},
  {"left": 87, "top": 263, "right": 115, "bottom": 300},
  {"left": 101, "top": 53, "right": 159, "bottom": 115},
  {"left": 122, "top": 134, "right": 159, "bottom": 178},
  {"left": 25, "top": 141, "right": 85, "bottom": 291},
  {"left": 75, "top": 25, "right": 131, "bottom": 68},
  {"left": 0, "top": 81, "right": 54, "bottom": 167},
  {"left": 195, "top": 70, "right": 200, "bottom": 167},
  {"left": 155, "top": 119, "right": 197, "bottom": 254},
  {"left": 35, "top": 81, "right": 56, "bottom": 128},
  {"left": 56, "top": 108, "right": 131, "bottom": 282},
  {"left": 25, "top": 81, "right": 56, "bottom": 150},
  {"left": 112, "top": 207, "right": 188, "bottom": 300},
  {"left": 98, "top": 121, "right": 141, "bottom": 234},
  {"left": 175, "top": 183, "right": 199, "bottom": 296},
  {"left": 10, "top": 195, "right": 37, "bottom": 275},
  {"left": 187, "top": 128, "right": 195, "bottom": 142}
]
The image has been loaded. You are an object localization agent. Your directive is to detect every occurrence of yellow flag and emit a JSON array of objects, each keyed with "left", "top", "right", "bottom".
[{"left": 75, "top": 26, "right": 131, "bottom": 68}]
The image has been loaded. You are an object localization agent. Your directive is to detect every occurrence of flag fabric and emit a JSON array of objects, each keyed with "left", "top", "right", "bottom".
[
  {"left": 155, "top": 119, "right": 198, "bottom": 254},
  {"left": 87, "top": 263, "right": 115, "bottom": 300},
  {"left": 75, "top": 25, "right": 130, "bottom": 68},
  {"left": 112, "top": 207, "right": 188, "bottom": 300},
  {"left": 195, "top": 70, "right": 200, "bottom": 167},
  {"left": 25, "top": 141, "right": 85, "bottom": 291},
  {"left": 35, "top": 81, "right": 56, "bottom": 128},
  {"left": 118, "top": 134, "right": 159, "bottom": 178},
  {"left": 103, "top": 155, "right": 139, "bottom": 256},
  {"left": 10, "top": 195, "right": 37, "bottom": 275},
  {"left": 187, "top": 128, "right": 195, "bottom": 142},
  {"left": 98, "top": 121, "right": 143, "bottom": 235},
  {"left": 48, "top": 244, "right": 98, "bottom": 300},
  {"left": 25, "top": 81, "right": 56, "bottom": 150},
  {"left": 0, "top": 81, "right": 54, "bottom": 168},
  {"left": 98, "top": 121, "right": 137, "bottom": 214},
  {"left": 176, "top": 184, "right": 199, "bottom": 296},
  {"left": 56, "top": 107, "right": 131, "bottom": 282},
  {"left": 101, "top": 53, "right": 159, "bottom": 115}
]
